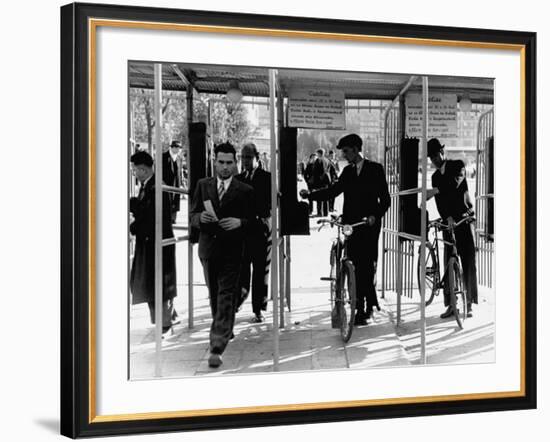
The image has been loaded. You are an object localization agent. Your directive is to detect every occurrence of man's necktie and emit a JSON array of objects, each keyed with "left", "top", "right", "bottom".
[{"left": 218, "top": 181, "right": 225, "bottom": 201}]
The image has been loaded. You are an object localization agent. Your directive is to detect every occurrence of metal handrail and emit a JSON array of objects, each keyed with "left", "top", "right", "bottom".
[
  {"left": 390, "top": 187, "right": 422, "bottom": 197},
  {"left": 162, "top": 235, "right": 189, "bottom": 246},
  {"left": 162, "top": 185, "right": 188, "bottom": 195},
  {"left": 383, "top": 228, "right": 422, "bottom": 243}
]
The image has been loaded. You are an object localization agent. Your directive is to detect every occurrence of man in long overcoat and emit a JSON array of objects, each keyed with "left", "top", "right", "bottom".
[{"left": 130, "top": 151, "right": 178, "bottom": 333}]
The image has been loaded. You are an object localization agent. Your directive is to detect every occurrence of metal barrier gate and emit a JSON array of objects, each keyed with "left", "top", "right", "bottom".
[
  {"left": 381, "top": 86, "right": 420, "bottom": 322},
  {"left": 476, "top": 109, "right": 494, "bottom": 288}
]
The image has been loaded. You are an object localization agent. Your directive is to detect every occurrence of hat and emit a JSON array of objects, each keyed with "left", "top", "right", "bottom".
[
  {"left": 336, "top": 133, "right": 362, "bottom": 150},
  {"left": 170, "top": 140, "right": 182, "bottom": 148},
  {"left": 427, "top": 138, "right": 445, "bottom": 157}
]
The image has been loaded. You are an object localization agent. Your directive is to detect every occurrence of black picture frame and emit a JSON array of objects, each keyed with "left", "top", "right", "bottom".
[{"left": 60, "top": 2, "right": 537, "bottom": 438}]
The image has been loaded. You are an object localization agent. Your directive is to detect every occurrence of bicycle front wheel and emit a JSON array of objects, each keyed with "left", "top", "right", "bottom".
[
  {"left": 448, "top": 258, "right": 466, "bottom": 329},
  {"left": 329, "top": 242, "right": 338, "bottom": 311},
  {"left": 338, "top": 260, "right": 357, "bottom": 342},
  {"left": 417, "top": 243, "right": 438, "bottom": 306}
]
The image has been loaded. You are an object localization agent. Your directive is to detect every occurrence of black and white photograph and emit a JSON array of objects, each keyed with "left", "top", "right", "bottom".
[{"left": 127, "top": 63, "right": 496, "bottom": 378}]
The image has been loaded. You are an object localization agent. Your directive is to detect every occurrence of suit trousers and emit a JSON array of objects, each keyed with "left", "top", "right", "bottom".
[
  {"left": 147, "top": 299, "right": 175, "bottom": 327},
  {"left": 316, "top": 199, "right": 329, "bottom": 217},
  {"left": 239, "top": 221, "right": 271, "bottom": 314},
  {"left": 346, "top": 226, "right": 381, "bottom": 314},
  {"left": 201, "top": 255, "right": 241, "bottom": 355},
  {"left": 443, "top": 222, "right": 478, "bottom": 307}
]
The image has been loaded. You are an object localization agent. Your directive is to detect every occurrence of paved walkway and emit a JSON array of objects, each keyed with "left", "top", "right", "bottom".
[{"left": 130, "top": 199, "right": 494, "bottom": 378}]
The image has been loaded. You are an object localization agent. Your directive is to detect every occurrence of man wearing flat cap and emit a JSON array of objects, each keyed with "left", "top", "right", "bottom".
[
  {"left": 163, "top": 140, "right": 184, "bottom": 223},
  {"left": 301, "top": 133, "right": 390, "bottom": 325},
  {"left": 428, "top": 138, "right": 478, "bottom": 319}
]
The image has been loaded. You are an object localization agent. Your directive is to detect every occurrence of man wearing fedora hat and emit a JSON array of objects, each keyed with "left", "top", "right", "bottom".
[
  {"left": 163, "top": 140, "right": 184, "bottom": 223},
  {"left": 428, "top": 137, "right": 478, "bottom": 319}
]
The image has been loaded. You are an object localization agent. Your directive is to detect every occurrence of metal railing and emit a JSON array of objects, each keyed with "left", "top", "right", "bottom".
[{"left": 475, "top": 109, "right": 494, "bottom": 288}]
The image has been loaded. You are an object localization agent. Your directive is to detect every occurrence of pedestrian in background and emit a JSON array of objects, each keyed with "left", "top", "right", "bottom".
[
  {"left": 235, "top": 143, "right": 272, "bottom": 323},
  {"left": 327, "top": 149, "right": 340, "bottom": 212}
]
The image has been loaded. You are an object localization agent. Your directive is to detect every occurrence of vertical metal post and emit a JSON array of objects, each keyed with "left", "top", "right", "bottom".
[
  {"left": 285, "top": 237, "right": 291, "bottom": 312},
  {"left": 279, "top": 239, "right": 285, "bottom": 326},
  {"left": 153, "top": 63, "right": 163, "bottom": 377},
  {"left": 381, "top": 112, "right": 387, "bottom": 299},
  {"left": 277, "top": 92, "right": 286, "bottom": 328},
  {"left": 186, "top": 88, "right": 194, "bottom": 329},
  {"left": 396, "top": 239, "right": 402, "bottom": 325},
  {"left": 269, "top": 69, "right": 280, "bottom": 370},
  {"left": 419, "top": 76, "right": 429, "bottom": 365}
]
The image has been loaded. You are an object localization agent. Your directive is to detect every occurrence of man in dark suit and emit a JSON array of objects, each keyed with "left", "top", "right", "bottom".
[
  {"left": 163, "top": 140, "right": 183, "bottom": 223},
  {"left": 311, "top": 148, "right": 332, "bottom": 217},
  {"left": 190, "top": 142, "right": 255, "bottom": 368},
  {"left": 301, "top": 134, "right": 391, "bottom": 325},
  {"left": 327, "top": 149, "right": 340, "bottom": 212},
  {"left": 129, "top": 151, "right": 178, "bottom": 334},
  {"left": 428, "top": 138, "right": 478, "bottom": 318},
  {"left": 235, "top": 143, "right": 272, "bottom": 323}
]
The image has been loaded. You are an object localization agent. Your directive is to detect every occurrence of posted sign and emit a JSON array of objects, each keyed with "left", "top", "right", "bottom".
[
  {"left": 406, "top": 93, "right": 458, "bottom": 139},
  {"left": 288, "top": 89, "right": 346, "bottom": 130}
]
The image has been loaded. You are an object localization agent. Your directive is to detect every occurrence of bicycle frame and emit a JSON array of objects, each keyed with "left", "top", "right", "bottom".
[{"left": 428, "top": 217, "right": 474, "bottom": 293}]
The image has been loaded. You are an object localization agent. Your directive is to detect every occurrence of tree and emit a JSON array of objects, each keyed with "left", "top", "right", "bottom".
[
  {"left": 210, "top": 100, "right": 255, "bottom": 147},
  {"left": 131, "top": 90, "right": 255, "bottom": 152}
]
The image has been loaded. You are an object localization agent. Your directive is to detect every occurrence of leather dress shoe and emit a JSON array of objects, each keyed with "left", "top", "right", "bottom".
[
  {"left": 251, "top": 313, "right": 264, "bottom": 323},
  {"left": 208, "top": 353, "right": 223, "bottom": 368},
  {"left": 440, "top": 306, "right": 454, "bottom": 319},
  {"left": 467, "top": 305, "right": 473, "bottom": 318},
  {"left": 354, "top": 313, "right": 368, "bottom": 326}
]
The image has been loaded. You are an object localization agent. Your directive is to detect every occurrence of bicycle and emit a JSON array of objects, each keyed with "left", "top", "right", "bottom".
[
  {"left": 417, "top": 216, "right": 475, "bottom": 329},
  {"left": 318, "top": 215, "right": 369, "bottom": 342}
]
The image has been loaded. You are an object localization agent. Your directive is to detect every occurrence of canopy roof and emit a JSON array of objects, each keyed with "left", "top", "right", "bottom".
[{"left": 129, "top": 61, "right": 494, "bottom": 104}]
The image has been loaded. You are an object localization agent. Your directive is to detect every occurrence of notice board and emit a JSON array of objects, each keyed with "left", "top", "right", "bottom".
[
  {"left": 405, "top": 93, "right": 457, "bottom": 139},
  {"left": 288, "top": 89, "right": 346, "bottom": 130}
]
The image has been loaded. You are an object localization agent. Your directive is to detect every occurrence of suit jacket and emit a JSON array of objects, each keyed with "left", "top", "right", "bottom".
[
  {"left": 190, "top": 176, "right": 255, "bottom": 260},
  {"left": 311, "top": 156, "right": 332, "bottom": 188},
  {"left": 309, "top": 159, "right": 391, "bottom": 226},
  {"left": 129, "top": 175, "right": 177, "bottom": 304},
  {"left": 235, "top": 167, "right": 271, "bottom": 219},
  {"left": 432, "top": 160, "right": 474, "bottom": 221}
]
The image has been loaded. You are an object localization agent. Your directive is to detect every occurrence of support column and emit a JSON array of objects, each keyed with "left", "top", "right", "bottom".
[
  {"left": 419, "top": 76, "right": 429, "bottom": 365},
  {"left": 277, "top": 92, "right": 286, "bottom": 328},
  {"left": 269, "top": 69, "right": 280, "bottom": 370},
  {"left": 186, "top": 88, "right": 194, "bottom": 330},
  {"left": 153, "top": 63, "right": 163, "bottom": 377}
]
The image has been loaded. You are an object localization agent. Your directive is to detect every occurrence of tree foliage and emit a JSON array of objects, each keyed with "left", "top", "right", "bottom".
[{"left": 131, "top": 90, "right": 254, "bottom": 152}]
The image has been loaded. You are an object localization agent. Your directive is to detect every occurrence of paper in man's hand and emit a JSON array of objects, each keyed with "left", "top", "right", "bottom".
[{"left": 204, "top": 200, "right": 218, "bottom": 221}]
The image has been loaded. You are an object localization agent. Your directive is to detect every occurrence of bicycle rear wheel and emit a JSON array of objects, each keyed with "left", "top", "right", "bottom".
[
  {"left": 338, "top": 260, "right": 357, "bottom": 342},
  {"left": 417, "top": 243, "right": 438, "bottom": 306},
  {"left": 448, "top": 258, "right": 466, "bottom": 329}
]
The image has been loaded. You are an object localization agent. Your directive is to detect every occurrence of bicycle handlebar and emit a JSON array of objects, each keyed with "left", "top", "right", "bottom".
[
  {"left": 317, "top": 216, "right": 370, "bottom": 230},
  {"left": 429, "top": 215, "right": 476, "bottom": 230}
]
